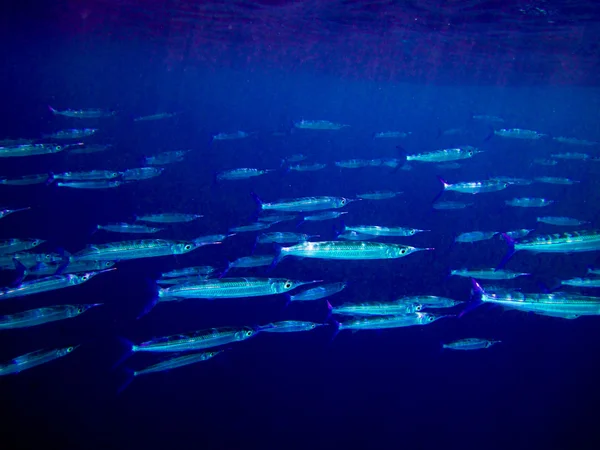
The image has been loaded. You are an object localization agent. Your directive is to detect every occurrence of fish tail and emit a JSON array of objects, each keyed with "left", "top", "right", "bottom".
[
  {"left": 11, "top": 258, "right": 27, "bottom": 286},
  {"left": 45, "top": 173, "right": 56, "bottom": 185},
  {"left": 218, "top": 263, "right": 232, "bottom": 278},
  {"left": 432, "top": 176, "right": 448, "bottom": 203},
  {"left": 117, "top": 368, "right": 136, "bottom": 395},
  {"left": 250, "top": 192, "right": 263, "bottom": 210},
  {"left": 484, "top": 126, "right": 495, "bottom": 142},
  {"left": 48, "top": 105, "right": 58, "bottom": 114},
  {"left": 458, "top": 279, "right": 485, "bottom": 318},
  {"left": 269, "top": 245, "right": 287, "bottom": 270},
  {"left": 112, "top": 338, "right": 135, "bottom": 370},
  {"left": 137, "top": 280, "right": 160, "bottom": 319},
  {"left": 497, "top": 233, "right": 516, "bottom": 269}
]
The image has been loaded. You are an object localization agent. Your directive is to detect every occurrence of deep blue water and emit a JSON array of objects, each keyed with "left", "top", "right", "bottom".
[{"left": 2, "top": 1, "right": 600, "bottom": 449}]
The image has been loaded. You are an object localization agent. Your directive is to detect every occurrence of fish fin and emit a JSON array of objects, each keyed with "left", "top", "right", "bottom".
[
  {"left": 250, "top": 192, "right": 263, "bottom": 210},
  {"left": 432, "top": 176, "right": 448, "bottom": 203},
  {"left": 48, "top": 105, "right": 58, "bottom": 114},
  {"left": 458, "top": 279, "right": 485, "bottom": 318},
  {"left": 497, "top": 233, "right": 516, "bottom": 269},
  {"left": 295, "top": 219, "right": 304, "bottom": 228},
  {"left": 112, "top": 338, "right": 134, "bottom": 370},
  {"left": 218, "top": 263, "right": 232, "bottom": 278},
  {"left": 483, "top": 126, "right": 495, "bottom": 142},
  {"left": 137, "top": 279, "right": 160, "bottom": 319},
  {"left": 11, "top": 258, "right": 27, "bottom": 286},
  {"left": 116, "top": 368, "right": 136, "bottom": 395},
  {"left": 268, "top": 245, "right": 286, "bottom": 271}
]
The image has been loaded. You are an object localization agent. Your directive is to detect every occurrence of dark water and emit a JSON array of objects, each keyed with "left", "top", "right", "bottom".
[{"left": 2, "top": 1, "right": 600, "bottom": 449}]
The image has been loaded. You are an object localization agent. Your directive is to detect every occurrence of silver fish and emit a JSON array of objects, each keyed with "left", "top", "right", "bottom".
[
  {"left": 332, "top": 300, "right": 423, "bottom": 316},
  {"left": 289, "top": 282, "right": 347, "bottom": 301},
  {"left": 212, "top": 131, "right": 253, "bottom": 141},
  {"left": 343, "top": 225, "right": 428, "bottom": 237},
  {"left": 44, "top": 129, "right": 97, "bottom": 140},
  {"left": 52, "top": 170, "right": 120, "bottom": 181},
  {"left": 254, "top": 195, "right": 354, "bottom": 212},
  {"left": 217, "top": 168, "right": 275, "bottom": 181},
  {"left": 338, "top": 313, "right": 445, "bottom": 331},
  {"left": 534, "top": 176, "right": 579, "bottom": 185},
  {"left": 133, "top": 112, "right": 181, "bottom": 122},
  {"left": 0, "top": 346, "right": 78, "bottom": 376},
  {"left": 0, "top": 174, "right": 49, "bottom": 185},
  {"left": 451, "top": 268, "right": 529, "bottom": 280},
  {"left": 505, "top": 198, "right": 554, "bottom": 208},
  {"left": 0, "top": 143, "right": 66, "bottom": 158},
  {"left": 0, "top": 304, "right": 102, "bottom": 330},
  {"left": 57, "top": 180, "right": 124, "bottom": 189},
  {"left": 144, "top": 150, "right": 190, "bottom": 165},
  {"left": 293, "top": 120, "right": 349, "bottom": 130},
  {"left": 49, "top": 106, "right": 115, "bottom": 118},
  {"left": 0, "top": 207, "right": 30, "bottom": 220},
  {"left": 161, "top": 266, "right": 216, "bottom": 278},
  {"left": 0, "top": 239, "right": 45, "bottom": 254},
  {"left": 503, "top": 230, "right": 600, "bottom": 255},
  {"left": 301, "top": 211, "right": 348, "bottom": 222},
  {"left": 121, "top": 167, "right": 164, "bottom": 181},
  {"left": 356, "top": 191, "right": 403, "bottom": 200},
  {"left": 288, "top": 163, "right": 327, "bottom": 172},
  {"left": 437, "top": 177, "right": 508, "bottom": 195},
  {"left": 432, "top": 201, "right": 473, "bottom": 210},
  {"left": 373, "top": 131, "right": 411, "bottom": 139},
  {"left": 407, "top": 146, "right": 481, "bottom": 163},
  {"left": 443, "top": 338, "right": 501, "bottom": 351},
  {"left": 73, "top": 239, "right": 203, "bottom": 261},
  {"left": 129, "top": 351, "right": 222, "bottom": 379},
  {"left": 561, "top": 278, "right": 600, "bottom": 288},
  {"left": 455, "top": 231, "right": 498, "bottom": 243},
  {"left": 256, "top": 232, "right": 314, "bottom": 244},
  {"left": 259, "top": 321, "right": 324, "bottom": 333},
  {"left": 97, "top": 223, "right": 163, "bottom": 234},
  {"left": 136, "top": 213, "right": 203, "bottom": 224},
  {"left": 536, "top": 216, "right": 588, "bottom": 226},
  {"left": 494, "top": 128, "right": 547, "bottom": 139},
  {"left": 229, "top": 223, "right": 271, "bottom": 233}
]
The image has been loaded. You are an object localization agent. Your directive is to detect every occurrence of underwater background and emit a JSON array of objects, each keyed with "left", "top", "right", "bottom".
[{"left": 2, "top": 1, "right": 600, "bottom": 449}]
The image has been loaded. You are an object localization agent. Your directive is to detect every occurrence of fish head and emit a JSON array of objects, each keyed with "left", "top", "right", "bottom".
[
  {"left": 278, "top": 279, "right": 321, "bottom": 292},
  {"left": 29, "top": 239, "right": 46, "bottom": 248},
  {"left": 60, "top": 345, "right": 81, "bottom": 356},
  {"left": 176, "top": 241, "right": 208, "bottom": 253},
  {"left": 467, "top": 147, "right": 483, "bottom": 157},
  {"left": 417, "top": 312, "right": 446, "bottom": 324},
  {"left": 75, "top": 267, "right": 116, "bottom": 284},
  {"left": 393, "top": 246, "right": 434, "bottom": 257},
  {"left": 409, "top": 228, "right": 430, "bottom": 236},
  {"left": 235, "top": 327, "right": 258, "bottom": 341},
  {"left": 70, "top": 303, "right": 103, "bottom": 316},
  {"left": 487, "top": 340, "right": 502, "bottom": 348}
]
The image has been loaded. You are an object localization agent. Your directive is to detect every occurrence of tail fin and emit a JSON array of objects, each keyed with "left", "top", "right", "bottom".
[
  {"left": 136, "top": 279, "right": 160, "bottom": 319},
  {"left": 250, "top": 192, "right": 263, "bottom": 212},
  {"left": 268, "top": 245, "right": 287, "bottom": 271},
  {"left": 497, "top": 233, "right": 517, "bottom": 269},
  {"left": 116, "top": 368, "right": 136, "bottom": 395},
  {"left": 458, "top": 279, "right": 485, "bottom": 318},
  {"left": 11, "top": 258, "right": 27, "bottom": 286},
  {"left": 112, "top": 337, "right": 135, "bottom": 370},
  {"left": 218, "top": 262, "right": 232, "bottom": 278},
  {"left": 484, "top": 126, "right": 495, "bottom": 142},
  {"left": 48, "top": 105, "right": 58, "bottom": 115},
  {"left": 432, "top": 176, "right": 449, "bottom": 203}
]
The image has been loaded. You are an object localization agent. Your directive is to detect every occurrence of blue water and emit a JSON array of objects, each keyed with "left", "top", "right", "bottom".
[{"left": 3, "top": 1, "right": 600, "bottom": 449}]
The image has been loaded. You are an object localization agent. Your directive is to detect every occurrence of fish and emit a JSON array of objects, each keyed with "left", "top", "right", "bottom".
[
  {"left": 338, "top": 313, "right": 446, "bottom": 331},
  {"left": 256, "top": 232, "right": 315, "bottom": 244},
  {"left": 121, "top": 167, "right": 164, "bottom": 181},
  {"left": 493, "top": 128, "right": 547, "bottom": 139},
  {"left": 289, "top": 282, "right": 347, "bottom": 301},
  {"left": 97, "top": 223, "right": 164, "bottom": 234},
  {"left": 0, "top": 268, "right": 114, "bottom": 300},
  {"left": 25, "top": 260, "right": 116, "bottom": 278},
  {"left": 442, "top": 338, "right": 501, "bottom": 350},
  {"left": 259, "top": 321, "right": 324, "bottom": 333},
  {"left": 0, "top": 346, "right": 78, "bottom": 376},
  {"left": 136, "top": 213, "right": 203, "bottom": 224},
  {"left": 133, "top": 112, "right": 181, "bottom": 122},
  {"left": 157, "top": 276, "right": 211, "bottom": 285},
  {"left": 335, "top": 159, "right": 373, "bottom": 169},
  {"left": 561, "top": 278, "right": 600, "bottom": 288},
  {"left": 51, "top": 170, "right": 121, "bottom": 181},
  {"left": 0, "top": 174, "right": 50, "bottom": 185},
  {"left": 505, "top": 198, "right": 554, "bottom": 208},
  {"left": 73, "top": 239, "right": 204, "bottom": 261},
  {"left": 0, "top": 252, "right": 63, "bottom": 269},
  {"left": 229, "top": 223, "right": 271, "bottom": 233},
  {"left": 436, "top": 177, "right": 508, "bottom": 197},
  {"left": 536, "top": 216, "right": 589, "bottom": 226},
  {"left": 57, "top": 180, "right": 125, "bottom": 189},
  {"left": 0, "top": 239, "right": 45, "bottom": 254},
  {"left": 356, "top": 191, "right": 403, "bottom": 200},
  {"left": 284, "top": 154, "right": 307, "bottom": 163},
  {"left": 273, "top": 241, "right": 433, "bottom": 265},
  {"left": 157, "top": 277, "right": 315, "bottom": 301},
  {"left": 49, "top": 106, "right": 115, "bottom": 118},
  {"left": 534, "top": 176, "right": 579, "bottom": 185},
  {"left": 472, "top": 115, "right": 504, "bottom": 123},
  {"left": 127, "top": 351, "right": 221, "bottom": 379},
  {"left": 212, "top": 131, "right": 254, "bottom": 141},
  {"left": 551, "top": 152, "right": 590, "bottom": 160},
  {"left": 398, "top": 295, "right": 462, "bottom": 309},
  {"left": 144, "top": 150, "right": 190, "bottom": 165},
  {"left": 253, "top": 194, "right": 354, "bottom": 213},
  {"left": 288, "top": 163, "right": 327, "bottom": 172},
  {"left": 553, "top": 137, "right": 598, "bottom": 146},
  {"left": 533, "top": 158, "right": 558, "bottom": 166},
  {"left": 373, "top": 131, "right": 412, "bottom": 139},
  {"left": 504, "top": 229, "right": 534, "bottom": 239},
  {"left": 331, "top": 300, "right": 423, "bottom": 316},
  {"left": 293, "top": 120, "right": 350, "bottom": 130},
  {"left": 0, "top": 304, "right": 102, "bottom": 330},
  {"left": 301, "top": 211, "right": 348, "bottom": 222},
  {"left": 221, "top": 255, "right": 275, "bottom": 277},
  {"left": 0, "top": 207, "right": 30, "bottom": 220},
  {"left": 161, "top": 266, "right": 217, "bottom": 278},
  {"left": 455, "top": 231, "right": 498, "bottom": 243},
  {"left": 44, "top": 129, "right": 97, "bottom": 140},
  {"left": 342, "top": 225, "right": 428, "bottom": 237},
  {"left": 450, "top": 268, "right": 529, "bottom": 280},
  {"left": 217, "top": 168, "right": 275, "bottom": 181},
  {"left": 432, "top": 201, "right": 473, "bottom": 210},
  {"left": 0, "top": 143, "right": 66, "bottom": 158},
  {"left": 404, "top": 146, "right": 481, "bottom": 163}
]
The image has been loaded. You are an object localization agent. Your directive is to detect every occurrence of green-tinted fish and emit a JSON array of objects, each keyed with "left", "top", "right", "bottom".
[
  {"left": 288, "top": 163, "right": 327, "bottom": 172},
  {"left": 0, "top": 143, "right": 66, "bottom": 158},
  {"left": 505, "top": 197, "right": 554, "bottom": 207},
  {"left": 125, "top": 327, "right": 258, "bottom": 353},
  {"left": 560, "top": 278, "right": 600, "bottom": 288},
  {"left": 0, "top": 251, "right": 62, "bottom": 269},
  {"left": 161, "top": 266, "right": 216, "bottom": 278},
  {"left": 0, "top": 174, "right": 49, "bottom": 185},
  {"left": 373, "top": 131, "right": 412, "bottom": 139},
  {"left": 73, "top": 239, "right": 203, "bottom": 261},
  {"left": 259, "top": 321, "right": 324, "bottom": 333},
  {"left": 0, "top": 346, "right": 78, "bottom": 376},
  {"left": 338, "top": 313, "right": 446, "bottom": 331},
  {"left": 44, "top": 129, "right": 97, "bottom": 139},
  {"left": 212, "top": 131, "right": 253, "bottom": 141},
  {"left": 284, "top": 154, "right": 307, "bottom": 163},
  {"left": 49, "top": 106, "right": 115, "bottom": 118},
  {"left": 437, "top": 177, "right": 508, "bottom": 195},
  {"left": 129, "top": 351, "right": 221, "bottom": 379},
  {"left": 432, "top": 201, "right": 473, "bottom": 210},
  {"left": 158, "top": 277, "right": 314, "bottom": 301},
  {"left": 536, "top": 216, "right": 588, "bottom": 226},
  {"left": 455, "top": 231, "right": 498, "bottom": 243},
  {"left": 551, "top": 152, "right": 590, "bottom": 160},
  {"left": 503, "top": 230, "right": 600, "bottom": 255},
  {"left": 193, "top": 234, "right": 230, "bottom": 246},
  {"left": 332, "top": 300, "right": 423, "bottom": 316},
  {"left": 293, "top": 120, "right": 349, "bottom": 130},
  {"left": 0, "top": 207, "right": 30, "bottom": 220},
  {"left": 97, "top": 223, "right": 163, "bottom": 234},
  {"left": 356, "top": 191, "right": 403, "bottom": 200},
  {"left": 133, "top": 112, "right": 181, "bottom": 122},
  {"left": 301, "top": 211, "right": 348, "bottom": 222},
  {"left": 136, "top": 213, "right": 203, "bottom": 224},
  {"left": 217, "top": 168, "right": 275, "bottom": 181},
  {"left": 221, "top": 255, "right": 275, "bottom": 276},
  {"left": 494, "top": 128, "right": 547, "bottom": 139},
  {"left": 443, "top": 338, "right": 501, "bottom": 351},
  {"left": 0, "top": 239, "right": 45, "bottom": 254},
  {"left": 451, "top": 268, "right": 529, "bottom": 280},
  {"left": 0, "top": 268, "right": 113, "bottom": 300},
  {"left": 406, "top": 146, "right": 481, "bottom": 163},
  {"left": 0, "top": 304, "right": 102, "bottom": 330},
  {"left": 399, "top": 295, "right": 462, "bottom": 309},
  {"left": 289, "top": 282, "right": 347, "bottom": 301},
  {"left": 121, "top": 167, "right": 164, "bottom": 181},
  {"left": 57, "top": 180, "right": 125, "bottom": 189},
  {"left": 534, "top": 176, "right": 579, "bottom": 185},
  {"left": 256, "top": 232, "right": 314, "bottom": 244},
  {"left": 274, "top": 241, "right": 433, "bottom": 264},
  {"left": 254, "top": 194, "right": 354, "bottom": 212},
  {"left": 52, "top": 170, "right": 120, "bottom": 181},
  {"left": 343, "top": 225, "right": 428, "bottom": 237}
]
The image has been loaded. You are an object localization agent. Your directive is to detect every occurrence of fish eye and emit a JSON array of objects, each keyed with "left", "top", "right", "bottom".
[
  {"left": 284, "top": 281, "right": 292, "bottom": 289},
  {"left": 77, "top": 308, "right": 84, "bottom": 313},
  {"left": 400, "top": 248, "right": 406, "bottom": 254},
  {"left": 246, "top": 330, "right": 253, "bottom": 337},
  {"left": 468, "top": 151, "right": 473, "bottom": 156},
  {"left": 112, "top": 172, "right": 118, "bottom": 177},
  {"left": 56, "top": 146, "right": 62, "bottom": 151},
  {"left": 184, "top": 244, "right": 192, "bottom": 250},
  {"left": 310, "top": 324, "right": 316, "bottom": 329},
  {"left": 428, "top": 316, "right": 435, "bottom": 322},
  {"left": 415, "top": 304, "right": 422, "bottom": 311},
  {"left": 32, "top": 241, "right": 39, "bottom": 246},
  {"left": 105, "top": 262, "right": 112, "bottom": 267},
  {"left": 66, "top": 347, "right": 74, "bottom": 353},
  {"left": 82, "top": 274, "right": 90, "bottom": 281},
  {"left": 341, "top": 199, "right": 346, "bottom": 204},
  {"left": 410, "top": 230, "right": 416, "bottom": 235},
  {"left": 45, "top": 254, "right": 51, "bottom": 260}
]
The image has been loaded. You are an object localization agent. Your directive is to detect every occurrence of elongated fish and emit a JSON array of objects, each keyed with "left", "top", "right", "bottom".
[
  {"left": 212, "top": 131, "right": 254, "bottom": 141},
  {"left": 57, "top": 180, "right": 125, "bottom": 189},
  {"left": 134, "top": 112, "right": 181, "bottom": 122},
  {"left": 229, "top": 223, "right": 271, "bottom": 233},
  {"left": 337, "top": 231, "right": 375, "bottom": 241},
  {"left": 73, "top": 239, "right": 203, "bottom": 261},
  {"left": 332, "top": 300, "right": 423, "bottom": 316},
  {"left": 505, "top": 197, "right": 554, "bottom": 208},
  {"left": 405, "top": 146, "right": 481, "bottom": 163},
  {"left": 145, "top": 150, "right": 190, "bottom": 165},
  {"left": 436, "top": 177, "right": 508, "bottom": 196},
  {"left": 561, "top": 278, "right": 600, "bottom": 288},
  {"left": 338, "top": 313, "right": 446, "bottom": 331},
  {"left": 343, "top": 225, "right": 428, "bottom": 237},
  {"left": 0, "top": 346, "right": 78, "bottom": 375},
  {"left": 97, "top": 223, "right": 163, "bottom": 234},
  {"left": 455, "top": 231, "right": 498, "bottom": 243},
  {"left": 49, "top": 106, "right": 115, "bottom": 118},
  {"left": 373, "top": 131, "right": 412, "bottom": 139},
  {"left": 398, "top": 295, "right": 462, "bottom": 309},
  {"left": 253, "top": 194, "right": 354, "bottom": 213},
  {"left": 534, "top": 176, "right": 579, "bottom": 185},
  {"left": 493, "top": 129, "right": 547, "bottom": 139},
  {"left": 451, "top": 268, "right": 529, "bottom": 280},
  {"left": 289, "top": 282, "right": 347, "bottom": 301},
  {"left": 217, "top": 168, "right": 275, "bottom": 181},
  {"left": 356, "top": 191, "right": 403, "bottom": 200},
  {"left": 491, "top": 177, "right": 534, "bottom": 186},
  {"left": 0, "top": 304, "right": 102, "bottom": 330},
  {"left": 0, "top": 207, "right": 30, "bottom": 220},
  {"left": 158, "top": 277, "right": 314, "bottom": 301},
  {"left": 0, "top": 174, "right": 49, "bottom": 185},
  {"left": 0, "top": 143, "right": 66, "bottom": 158},
  {"left": 536, "top": 216, "right": 588, "bottom": 226},
  {"left": 551, "top": 152, "right": 590, "bottom": 160},
  {"left": 44, "top": 129, "right": 97, "bottom": 140},
  {"left": 505, "top": 229, "right": 533, "bottom": 239},
  {"left": 161, "top": 266, "right": 216, "bottom": 278},
  {"left": 136, "top": 213, "right": 202, "bottom": 224},
  {"left": 259, "top": 321, "right": 324, "bottom": 333},
  {"left": 433, "top": 201, "right": 473, "bottom": 210},
  {"left": 0, "top": 239, "right": 45, "bottom": 254},
  {"left": 442, "top": 338, "right": 501, "bottom": 350},
  {"left": 52, "top": 170, "right": 120, "bottom": 181},
  {"left": 553, "top": 137, "right": 598, "bottom": 146},
  {"left": 293, "top": 120, "right": 349, "bottom": 130},
  {"left": 257, "top": 232, "right": 314, "bottom": 244},
  {"left": 128, "top": 351, "right": 221, "bottom": 378},
  {"left": 288, "top": 163, "right": 327, "bottom": 172},
  {"left": 501, "top": 231, "right": 600, "bottom": 264},
  {"left": 221, "top": 255, "right": 275, "bottom": 277},
  {"left": 301, "top": 211, "right": 348, "bottom": 222},
  {"left": 68, "top": 143, "right": 113, "bottom": 154},
  {"left": 335, "top": 159, "right": 373, "bottom": 169},
  {"left": 274, "top": 241, "right": 433, "bottom": 265},
  {"left": 25, "top": 260, "right": 115, "bottom": 278},
  {"left": 121, "top": 167, "right": 164, "bottom": 181}
]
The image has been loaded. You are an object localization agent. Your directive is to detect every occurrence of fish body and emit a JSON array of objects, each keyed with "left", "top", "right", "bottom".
[
  {"left": 0, "top": 207, "right": 30, "bottom": 220},
  {"left": 0, "top": 174, "right": 49, "bottom": 185},
  {"left": 0, "top": 143, "right": 66, "bottom": 157},
  {"left": 399, "top": 295, "right": 462, "bottom": 309},
  {"left": 276, "top": 241, "right": 432, "bottom": 263},
  {"left": 49, "top": 106, "right": 115, "bottom": 118},
  {"left": 343, "top": 225, "right": 427, "bottom": 237},
  {"left": 0, "top": 252, "right": 62, "bottom": 269},
  {"left": 373, "top": 131, "right": 411, "bottom": 139},
  {"left": 356, "top": 191, "right": 403, "bottom": 200},
  {"left": 533, "top": 158, "right": 558, "bottom": 166},
  {"left": 494, "top": 128, "right": 547, "bottom": 139},
  {"left": 259, "top": 321, "right": 323, "bottom": 333},
  {"left": 132, "top": 351, "right": 221, "bottom": 377},
  {"left": 161, "top": 266, "right": 216, "bottom": 278},
  {"left": 553, "top": 137, "right": 598, "bottom": 146},
  {"left": 257, "top": 232, "right": 314, "bottom": 244},
  {"left": 433, "top": 201, "right": 473, "bottom": 210},
  {"left": 0, "top": 304, "right": 101, "bottom": 330},
  {"left": 451, "top": 268, "right": 529, "bottom": 280},
  {"left": 332, "top": 301, "right": 422, "bottom": 316},
  {"left": 505, "top": 230, "right": 600, "bottom": 254},
  {"left": 136, "top": 213, "right": 202, "bottom": 224},
  {"left": 443, "top": 338, "right": 501, "bottom": 350},
  {"left": 302, "top": 211, "right": 348, "bottom": 222},
  {"left": 26, "top": 260, "right": 115, "bottom": 277},
  {"left": 536, "top": 216, "right": 588, "bottom": 226},
  {"left": 224, "top": 255, "right": 275, "bottom": 273},
  {"left": 57, "top": 180, "right": 124, "bottom": 189},
  {"left": 505, "top": 197, "right": 554, "bottom": 207},
  {"left": 229, "top": 223, "right": 271, "bottom": 233},
  {"left": 144, "top": 150, "right": 190, "bottom": 165},
  {"left": 288, "top": 163, "right": 327, "bottom": 172},
  {"left": 254, "top": 195, "right": 352, "bottom": 213},
  {"left": 131, "top": 327, "right": 257, "bottom": 353},
  {"left": 335, "top": 159, "right": 372, "bottom": 169},
  {"left": 0, "top": 239, "right": 45, "bottom": 254},
  {"left": 407, "top": 147, "right": 481, "bottom": 163},
  {"left": 473, "top": 115, "right": 504, "bottom": 123},
  {"left": 505, "top": 229, "right": 534, "bottom": 239},
  {"left": 52, "top": 170, "right": 120, "bottom": 181},
  {"left": 561, "top": 278, "right": 600, "bottom": 288},
  {"left": 338, "top": 313, "right": 444, "bottom": 331},
  {"left": 491, "top": 177, "right": 534, "bottom": 186},
  {"left": 257, "top": 214, "right": 298, "bottom": 224},
  {"left": 535, "top": 176, "right": 579, "bottom": 185},
  {"left": 293, "top": 120, "right": 349, "bottom": 130},
  {"left": 289, "top": 282, "right": 347, "bottom": 301},
  {"left": 97, "top": 223, "right": 163, "bottom": 234},
  {"left": 438, "top": 177, "right": 508, "bottom": 195},
  {"left": 121, "top": 167, "right": 164, "bottom": 181},
  {"left": 455, "top": 231, "right": 498, "bottom": 243},
  {"left": 68, "top": 144, "right": 113, "bottom": 154},
  {"left": 0, "top": 346, "right": 78, "bottom": 375},
  {"left": 158, "top": 277, "right": 313, "bottom": 300},
  {"left": 73, "top": 239, "right": 202, "bottom": 261},
  {"left": 133, "top": 112, "right": 180, "bottom": 122},
  {"left": 217, "top": 168, "right": 274, "bottom": 181},
  {"left": 551, "top": 152, "right": 590, "bottom": 160},
  {"left": 44, "top": 129, "right": 97, "bottom": 139}
]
